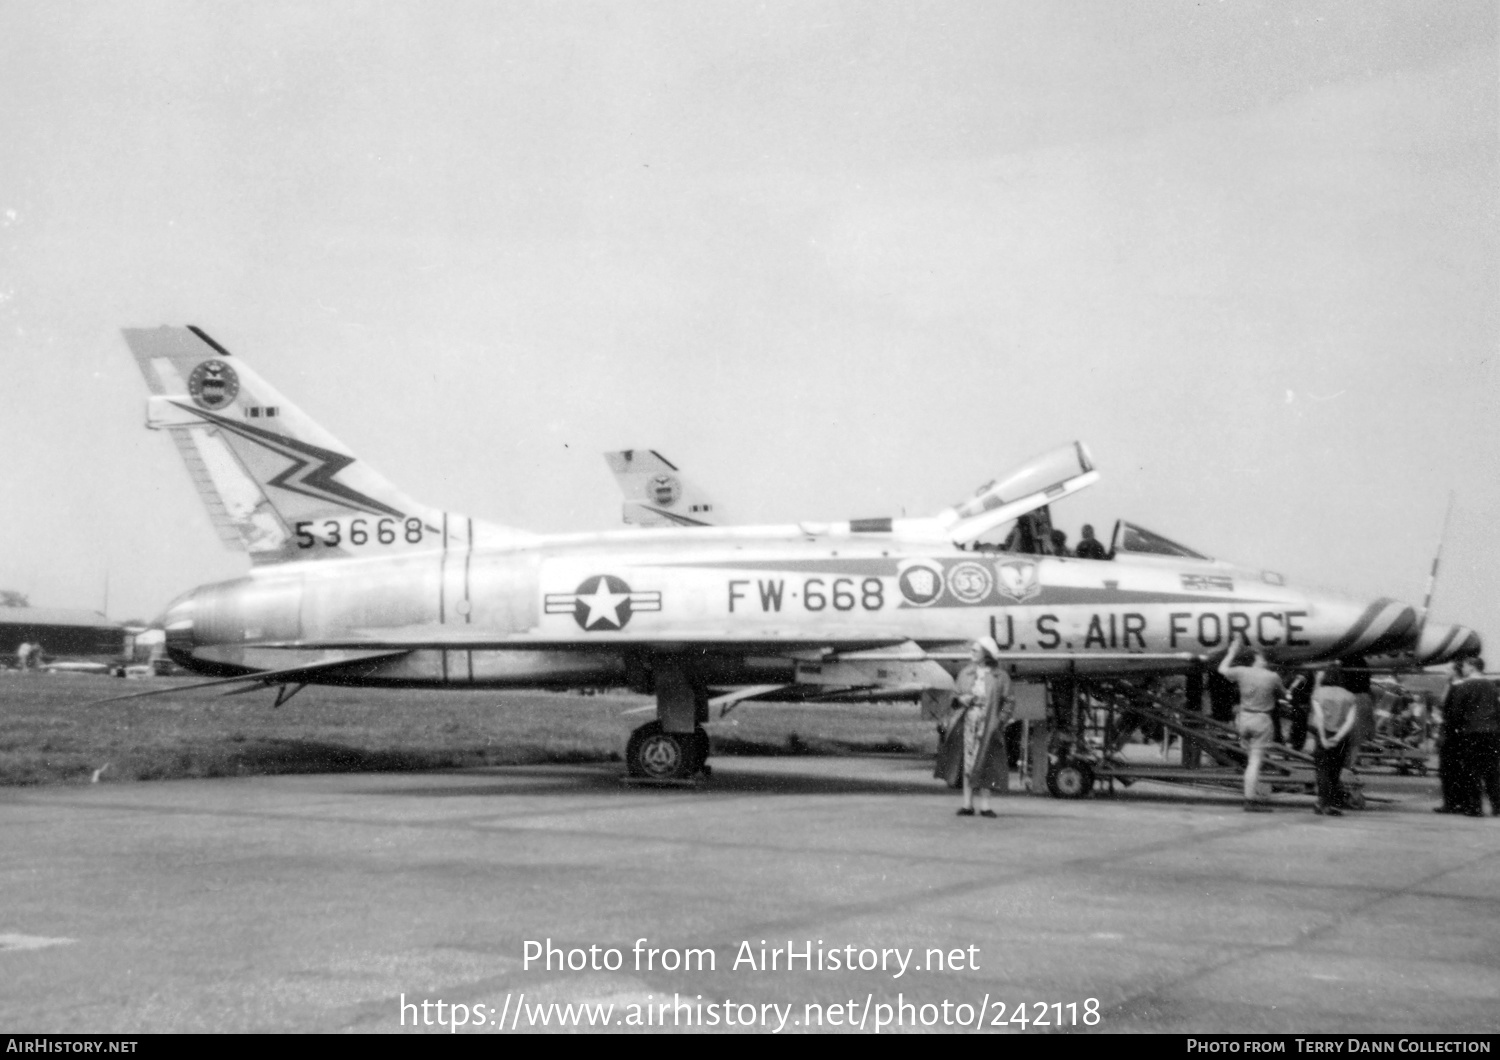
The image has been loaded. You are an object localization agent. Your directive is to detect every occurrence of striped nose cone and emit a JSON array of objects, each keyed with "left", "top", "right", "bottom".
[
  {"left": 1324, "top": 598, "right": 1419, "bottom": 659},
  {"left": 1416, "top": 624, "right": 1483, "bottom": 665}
]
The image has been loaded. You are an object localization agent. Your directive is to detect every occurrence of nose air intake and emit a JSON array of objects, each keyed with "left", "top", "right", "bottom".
[{"left": 1417, "top": 623, "right": 1483, "bottom": 665}]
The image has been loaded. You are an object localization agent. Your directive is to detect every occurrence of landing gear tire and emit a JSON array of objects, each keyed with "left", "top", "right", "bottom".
[
  {"left": 1047, "top": 758, "right": 1095, "bottom": 799},
  {"left": 626, "top": 722, "right": 707, "bottom": 781}
]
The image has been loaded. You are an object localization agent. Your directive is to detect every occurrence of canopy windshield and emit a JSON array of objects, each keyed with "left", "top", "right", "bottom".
[{"left": 1111, "top": 521, "right": 1212, "bottom": 561}]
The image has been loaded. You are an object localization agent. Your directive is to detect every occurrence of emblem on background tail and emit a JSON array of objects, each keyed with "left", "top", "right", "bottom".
[
  {"left": 648, "top": 474, "right": 681, "bottom": 507},
  {"left": 187, "top": 360, "right": 239, "bottom": 410},
  {"left": 994, "top": 559, "right": 1041, "bottom": 602},
  {"left": 545, "top": 575, "right": 663, "bottom": 631}
]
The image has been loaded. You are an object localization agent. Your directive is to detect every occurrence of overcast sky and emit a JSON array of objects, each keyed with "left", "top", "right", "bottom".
[{"left": 1, "top": 1, "right": 1495, "bottom": 654}]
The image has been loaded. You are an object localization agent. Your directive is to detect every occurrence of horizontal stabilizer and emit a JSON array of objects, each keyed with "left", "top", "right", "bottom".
[{"left": 87, "top": 650, "right": 411, "bottom": 705}]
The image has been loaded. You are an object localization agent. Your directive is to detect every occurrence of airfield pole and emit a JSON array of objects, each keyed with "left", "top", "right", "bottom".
[
  {"left": 1021, "top": 684, "right": 1051, "bottom": 794},
  {"left": 1416, "top": 491, "right": 1456, "bottom": 637},
  {"left": 1046, "top": 672, "right": 1081, "bottom": 791}
]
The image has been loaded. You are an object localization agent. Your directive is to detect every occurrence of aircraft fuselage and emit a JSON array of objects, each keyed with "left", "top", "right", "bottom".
[{"left": 163, "top": 523, "right": 1457, "bottom": 687}]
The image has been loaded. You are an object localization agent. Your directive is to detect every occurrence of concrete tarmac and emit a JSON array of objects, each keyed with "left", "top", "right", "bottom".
[{"left": 2, "top": 757, "right": 1497, "bottom": 1034}]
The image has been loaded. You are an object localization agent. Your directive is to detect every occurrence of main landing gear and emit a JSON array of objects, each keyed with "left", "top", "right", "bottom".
[
  {"left": 624, "top": 660, "right": 712, "bottom": 781},
  {"left": 625, "top": 721, "right": 710, "bottom": 781}
]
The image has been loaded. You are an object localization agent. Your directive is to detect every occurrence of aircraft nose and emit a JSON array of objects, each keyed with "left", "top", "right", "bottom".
[
  {"left": 1322, "top": 597, "right": 1419, "bottom": 659},
  {"left": 1416, "top": 623, "right": 1483, "bottom": 665}
]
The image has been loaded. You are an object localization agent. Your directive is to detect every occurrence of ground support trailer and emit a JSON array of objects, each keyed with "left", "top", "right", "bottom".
[{"left": 1045, "top": 677, "right": 1364, "bottom": 808}]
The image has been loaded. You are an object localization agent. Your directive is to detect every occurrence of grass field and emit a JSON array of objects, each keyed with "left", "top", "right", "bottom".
[{"left": 0, "top": 672, "right": 941, "bottom": 786}]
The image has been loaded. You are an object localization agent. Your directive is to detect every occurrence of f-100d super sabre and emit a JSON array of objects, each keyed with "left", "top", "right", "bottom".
[{"left": 122, "top": 326, "right": 1481, "bottom": 780}]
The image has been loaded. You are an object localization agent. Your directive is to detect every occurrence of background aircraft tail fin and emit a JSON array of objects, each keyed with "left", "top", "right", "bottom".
[
  {"left": 122, "top": 325, "right": 526, "bottom": 563},
  {"left": 604, "top": 449, "right": 722, "bottom": 528}
]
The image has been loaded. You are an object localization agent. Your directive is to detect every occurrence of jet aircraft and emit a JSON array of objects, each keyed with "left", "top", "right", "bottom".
[{"left": 122, "top": 326, "right": 1482, "bottom": 780}]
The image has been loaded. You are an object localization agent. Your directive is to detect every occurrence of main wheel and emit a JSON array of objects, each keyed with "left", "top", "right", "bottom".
[
  {"left": 626, "top": 721, "right": 699, "bottom": 780},
  {"left": 1047, "top": 759, "right": 1095, "bottom": 799}
]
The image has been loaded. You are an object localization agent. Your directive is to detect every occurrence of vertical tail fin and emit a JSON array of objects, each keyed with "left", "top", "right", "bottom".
[
  {"left": 603, "top": 450, "right": 722, "bottom": 528},
  {"left": 123, "top": 326, "right": 527, "bottom": 563}
]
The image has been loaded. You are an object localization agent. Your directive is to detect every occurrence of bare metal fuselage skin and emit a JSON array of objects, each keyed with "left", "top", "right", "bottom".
[{"left": 164, "top": 523, "right": 1450, "bottom": 687}]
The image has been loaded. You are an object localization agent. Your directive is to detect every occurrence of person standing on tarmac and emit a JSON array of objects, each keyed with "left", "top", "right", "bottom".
[
  {"left": 1435, "top": 662, "right": 1466, "bottom": 814},
  {"left": 1466, "top": 659, "right": 1500, "bottom": 816},
  {"left": 1309, "top": 667, "right": 1359, "bottom": 816},
  {"left": 1219, "top": 633, "right": 1285, "bottom": 813},
  {"left": 1438, "top": 656, "right": 1500, "bottom": 817},
  {"left": 1341, "top": 658, "right": 1375, "bottom": 770},
  {"left": 936, "top": 637, "right": 1014, "bottom": 819},
  {"left": 1283, "top": 672, "right": 1313, "bottom": 752}
]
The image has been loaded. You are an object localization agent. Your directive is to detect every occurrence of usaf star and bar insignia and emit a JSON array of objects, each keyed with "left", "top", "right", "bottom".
[{"left": 545, "top": 575, "right": 663, "bottom": 631}]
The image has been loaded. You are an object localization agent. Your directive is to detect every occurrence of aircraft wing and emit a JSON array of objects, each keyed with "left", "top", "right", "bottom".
[
  {"left": 194, "top": 630, "right": 1208, "bottom": 675},
  {"left": 225, "top": 628, "right": 916, "bottom": 654}
]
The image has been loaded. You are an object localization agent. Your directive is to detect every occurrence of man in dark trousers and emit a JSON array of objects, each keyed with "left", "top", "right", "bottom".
[
  {"left": 1437, "top": 657, "right": 1499, "bottom": 817},
  {"left": 1476, "top": 663, "right": 1500, "bottom": 817},
  {"left": 1308, "top": 667, "right": 1358, "bottom": 816},
  {"left": 1282, "top": 672, "right": 1312, "bottom": 752},
  {"left": 1455, "top": 657, "right": 1497, "bottom": 817},
  {"left": 1436, "top": 663, "right": 1467, "bottom": 814}
]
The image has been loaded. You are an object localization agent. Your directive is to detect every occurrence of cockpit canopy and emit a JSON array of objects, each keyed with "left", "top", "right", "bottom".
[
  {"left": 924, "top": 442, "right": 1216, "bottom": 563},
  {"left": 939, "top": 442, "right": 1099, "bottom": 545}
]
